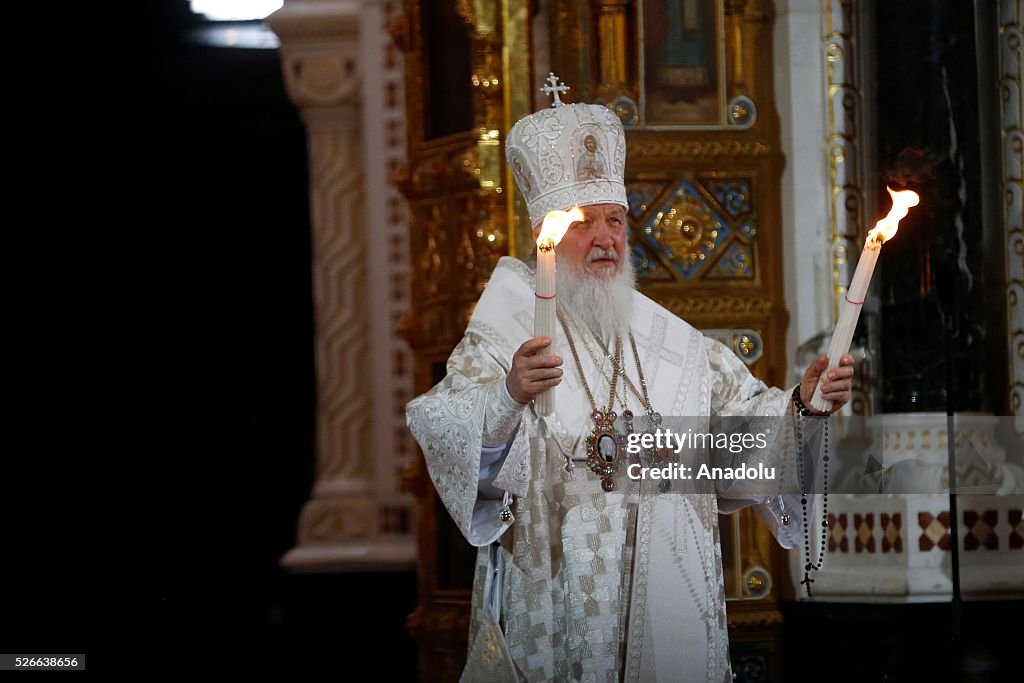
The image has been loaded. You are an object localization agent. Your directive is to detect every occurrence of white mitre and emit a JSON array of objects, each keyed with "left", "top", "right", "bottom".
[{"left": 505, "top": 73, "right": 628, "bottom": 226}]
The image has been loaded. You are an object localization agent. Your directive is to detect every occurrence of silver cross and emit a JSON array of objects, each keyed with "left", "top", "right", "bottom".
[{"left": 540, "top": 72, "right": 569, "bottom": 107}]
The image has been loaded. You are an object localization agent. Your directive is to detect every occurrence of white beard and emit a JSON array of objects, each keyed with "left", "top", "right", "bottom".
[{"left": 556, "top": 249, "right": 636, "bottom": 342}]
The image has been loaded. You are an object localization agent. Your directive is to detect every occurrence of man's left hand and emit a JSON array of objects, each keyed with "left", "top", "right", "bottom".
[{"left": 800, "top": 354, "right": 855, "bottom": 413}]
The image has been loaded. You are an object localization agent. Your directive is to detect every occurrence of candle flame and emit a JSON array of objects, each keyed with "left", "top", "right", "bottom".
[
  {"left": 537, "top": 206, "right": 584, "bottom": 248},
  {"left": 866, "top": 186, "right": 920, "bottom": 246}
]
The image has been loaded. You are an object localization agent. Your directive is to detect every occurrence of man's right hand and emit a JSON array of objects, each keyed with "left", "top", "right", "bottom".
[{"left": 506, "top": 337, "right": 564, "bottom": 405}]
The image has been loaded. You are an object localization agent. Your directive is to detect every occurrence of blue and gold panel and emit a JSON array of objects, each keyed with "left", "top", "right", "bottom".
[
  {"left": 638, "top": 179, "right": 730, "bottom": 281},
  {"left": 627, "top": 181, "right": 671, "bottom": 221},
  {"left": 707, "top": 242, "right": 753, "bottom": 279},
  {"left": 627, "top": 177, "right": 760, "bottom": 283},
  {"left": 702, "top": 179, "right": 752, "bottom": 218},
  {"left": 737, "top": 220, "right": 757, "bottom": 242},
  {"left": 630, "top": 243, "right": 674, "bottom": 281}
]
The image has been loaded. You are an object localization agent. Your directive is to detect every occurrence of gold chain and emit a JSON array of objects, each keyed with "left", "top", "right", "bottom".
[
  {"left": 578, "top": 329, "right": 641, "bottom": 411},
  {"left": 627, "top": 333, "right": 653, "bottom": 410},
  {"left": 558, "top": 313, "right": 620, "bottom": 413},
  {"left": 573, "top": 323, "right": 653, "bottom": 414},
  {"left": 571, "top": 323, "right": 626, "bottom": 404}
]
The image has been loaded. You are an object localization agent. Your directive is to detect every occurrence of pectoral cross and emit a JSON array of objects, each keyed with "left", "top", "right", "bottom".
[{"left": 541, "top": 72, "right": 569, "bottom": 107}]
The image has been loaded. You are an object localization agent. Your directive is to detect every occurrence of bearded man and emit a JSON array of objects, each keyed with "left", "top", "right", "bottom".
[{"left": 406, "top": 85, "right": 854, "bottom": 682}]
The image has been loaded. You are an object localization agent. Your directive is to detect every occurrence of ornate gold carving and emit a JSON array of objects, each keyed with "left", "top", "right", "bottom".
[
  {"left": 456, "top": 0, "right": 475, "bottom": 27},
  {"left": 727, "top": 607, "right": 784, "bottom": 631},
  {"left": 999, "top": 0, "right": 1023, "bottom": 431},
  {"left": 628, "top": 139, "right": 771, "bottom": 160},
  {"left": 705, "top": 329, "right": 764, "bottom": 365},
  {"left": 724, "top": 0, "right": 749, "bottom": 92},
  {"left": 655, "top": 295, "right": 775, "bottom": 317},
  {"left": 738, "top": 335, "right": 754, "bottom": 356},
  {"left": 548, "top": 0, "right": 592, "bottom": 105},
  {"left": 387, "top": 12, "right": 411, "bottom": 53},
  {"left": 393, "top": 142, "right": 481, "bottom": 197},
  {"left": 823, "top": 0, "right": 867, "bottom": 324},
  {"left": 595, "top": 0, "right": 631, "bottom": 101},
  {"left": 399, "top": 0, "right": 522, "bottom": 672},
  {"left": 652, "top": 196, "right": 720, "bottom": 265},
  {"left": 743, "top": 566, "right": 771, "bottom": 598},
  {"left": 503, "top": 0, "right": 534, "bottom": 258}
]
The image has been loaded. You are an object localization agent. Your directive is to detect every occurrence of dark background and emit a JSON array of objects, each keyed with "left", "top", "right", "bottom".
[{"left": 6, "top": 1, "right": 417, "bottom": 676}]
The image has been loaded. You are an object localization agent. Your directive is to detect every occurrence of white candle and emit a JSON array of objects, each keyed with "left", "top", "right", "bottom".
[
  {"left": 810, "top": 187, "right": 920, "bottom": 413},
  {"left": 534, "top": 207, "right": 583, "bottom": 416}
]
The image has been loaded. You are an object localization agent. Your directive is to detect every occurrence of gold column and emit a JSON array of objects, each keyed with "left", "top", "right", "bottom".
[
  {"left": 724, "top": 0, "right": 748, "bottom": 92},
  {"left": 998, "top": 0, "right": 1023, "bottom": 431},
  {"left": 595, "top": 0, "right": 631, "bottom": 101},
  {"left": 503, "top": 0, "right": 534, "bottom": 258}
]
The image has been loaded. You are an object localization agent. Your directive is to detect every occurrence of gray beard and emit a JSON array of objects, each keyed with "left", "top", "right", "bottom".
[{"left": 556, "top": 256, "right": 636, "bottom": 343}]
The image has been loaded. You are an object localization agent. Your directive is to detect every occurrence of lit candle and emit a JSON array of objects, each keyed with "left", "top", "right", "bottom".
[
  {"left": 810, "top": 187, "right": 920, "bottom": 412},
  {"left": 534, "top": 207, "right": 583, "bottom": 416}
]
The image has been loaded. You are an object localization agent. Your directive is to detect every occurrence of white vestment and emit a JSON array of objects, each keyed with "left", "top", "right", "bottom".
[{"left": 406, "top": 257, "right": 806, "bottom": 682}]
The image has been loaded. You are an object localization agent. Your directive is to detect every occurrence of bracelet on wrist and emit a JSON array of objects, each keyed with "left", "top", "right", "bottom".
[{"left": 792, "top": 385, "right": 825, "bottom": 417}]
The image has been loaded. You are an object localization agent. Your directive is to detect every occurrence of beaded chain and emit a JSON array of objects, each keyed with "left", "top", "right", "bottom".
[{"left": 793, "top": 386, "right": 830, "bottom": 597}]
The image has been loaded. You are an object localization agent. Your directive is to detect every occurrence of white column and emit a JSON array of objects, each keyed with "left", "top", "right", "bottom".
[
  {"left": 359, "top": 0, "right": 416, "bottom": 554},
  {"left": 773, "top": 0, "right": 832, "bottom": 377},
  {"left": 270, "top": 0, "right": 414, "bottom": 571}
]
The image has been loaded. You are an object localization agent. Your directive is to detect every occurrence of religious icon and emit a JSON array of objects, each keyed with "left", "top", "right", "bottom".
[
  {"left": 598, "top": 433, "right": 618, "bottom": 463},
  {"left": 642, "top": 0, "right": 722, "bottom": 126},
  {"left": 575, "top": 134, "right": 608, "bottom": 180},
  {"left": 586, "top": 418, "right": 622, "bottom": 485}
]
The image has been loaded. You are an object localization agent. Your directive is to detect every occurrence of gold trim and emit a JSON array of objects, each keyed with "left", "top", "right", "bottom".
[
  {"left": 456, "top": 0, "right": 475, "bottom": 27},
  {"left": 502, "top": 0, "right": 533, "bottom": 258},
  {"left": 727, "top": 607, "right": 784, "bottom": 630},
  {"left": 822, "top": 0, "right": 866, "bottom": 324},
  {"left": 628, "top": 139, "right": 771, "bottom": 160},
  {"left": 595, "top": 0, "right": 630, "bottom": 102},
  {"left": 999, "top": 0, "right": 1023, "bottom": 431},
  {"left": 653, "top": 295, "right": 775, "bottom": 316}
]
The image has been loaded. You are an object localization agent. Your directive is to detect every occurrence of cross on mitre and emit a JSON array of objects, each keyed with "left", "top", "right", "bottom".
[{"left": 541, "top": 72, "right": 569, "bottom": 107}]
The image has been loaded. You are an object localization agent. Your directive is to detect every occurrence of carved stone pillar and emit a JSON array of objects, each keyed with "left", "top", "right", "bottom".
[
  {"left": 270, "top": 0, "right": 415, "bottom": 571},
  {"left": 774, "top": 0, "right": 831, "bottom": 370}
]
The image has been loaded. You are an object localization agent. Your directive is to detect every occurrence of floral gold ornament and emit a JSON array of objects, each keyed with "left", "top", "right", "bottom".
[
  {"left": 655, "top": 197, "right": 719, "bottom": 265},
  {"left": 728, "top": 96, "right": 757, "bottom": 126}
]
